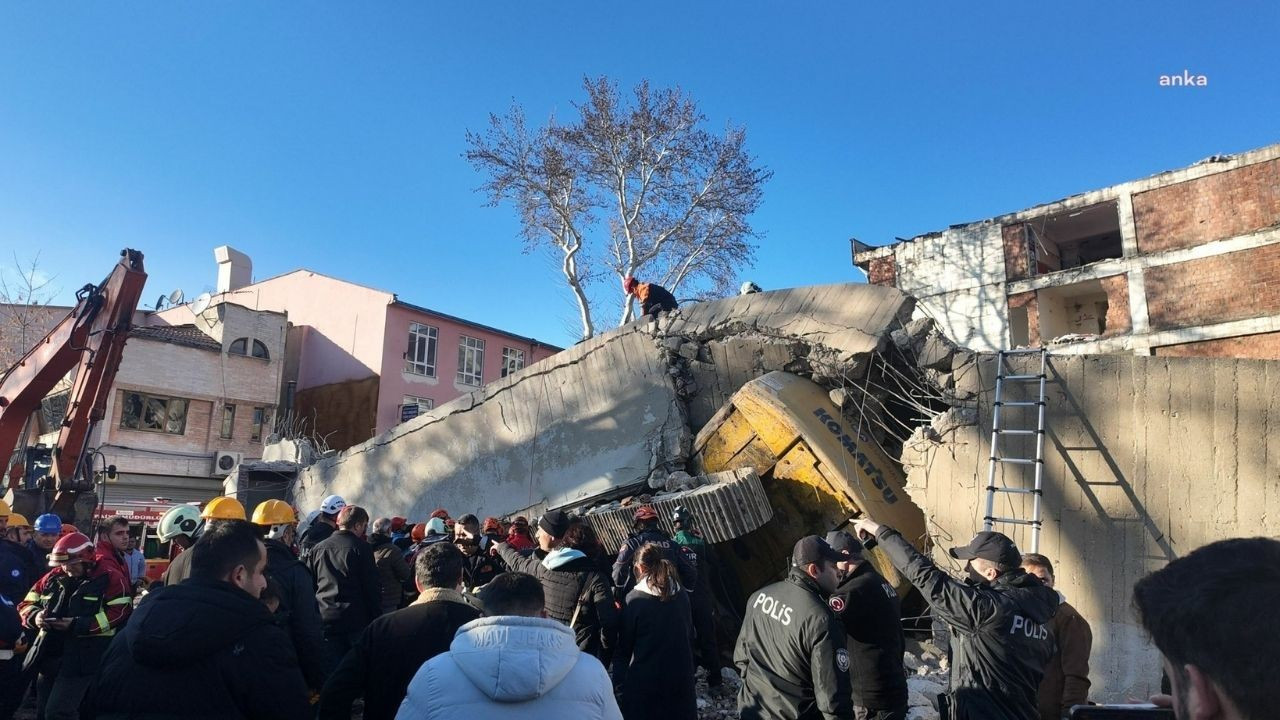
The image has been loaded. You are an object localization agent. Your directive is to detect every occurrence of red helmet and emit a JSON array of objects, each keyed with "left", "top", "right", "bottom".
[
  {"left": 633, "top": 505, "right": 659, "bottom": 522},
  {"left": 482, "top": 517, "right": 502, "bottom": 534},
  {"left": 623, "top": 276, "right": 639, "bottom": 295},
  {"left": 59, "top": 524, "right": 80, "bottom": 537},
  {"left": 429, "top": 508, "right": 449, "bottom": 520},
  {"left": 410, "top": 523, "right": 427, "bottom": 542},
  {"left": 49, "top": 532, "right": 95, "bottom": 567}
]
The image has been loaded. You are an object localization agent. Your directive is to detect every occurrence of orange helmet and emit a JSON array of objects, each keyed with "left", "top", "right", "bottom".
[
  {"left": 60, "top": 524, "right": 80, "bottom": 537},
  {"left": 633, "top": 505, "right": 659, "bottom": 522},
  {"left": 410, "top": 523, "right": 427, "bottom": 542},
  {"left": 50, "top": 532, "right": 95, "bottom": 567},
  {"left": 482, "top": 517, "right": 502, "bottom": 534}
]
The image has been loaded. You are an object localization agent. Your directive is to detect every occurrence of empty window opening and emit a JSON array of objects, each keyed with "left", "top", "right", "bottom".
[
  {"left": 1037, "top": 280, "right": 1111, "bottom": 340},
  {"left": 1026, "top": 201, "right": 1123, "bottom": 275},
  {"left": 1009, "top": 305, "right": 1030, "bottom": 348}
]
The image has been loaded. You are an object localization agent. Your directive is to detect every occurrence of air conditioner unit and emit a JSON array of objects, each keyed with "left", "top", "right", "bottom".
[{"left": 213, "top": 451, "right": 243, "bottom": 476}]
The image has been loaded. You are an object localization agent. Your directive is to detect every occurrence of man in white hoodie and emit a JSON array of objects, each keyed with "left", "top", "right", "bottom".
[{"left": 396, "top": 571, "right": 622, "bottom": 720}]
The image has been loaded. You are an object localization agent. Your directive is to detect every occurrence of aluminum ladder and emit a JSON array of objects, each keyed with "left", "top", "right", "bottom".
[{"left": 983, "top": 348, "right": 1048, "bottom": 553}]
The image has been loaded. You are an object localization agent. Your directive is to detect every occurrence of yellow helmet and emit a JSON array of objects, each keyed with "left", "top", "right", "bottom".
[
  {"left": 201, "top": 496, "right": 247, "bottom": 521},
  {"left": 0, "top": 499, "right": 10, "bottom": 517},
  {"left": 8, "top": 513, "right": 30, "bottom": 528},
  {"left": 251, "top": 499, "right": 296, "bottom": 527}
]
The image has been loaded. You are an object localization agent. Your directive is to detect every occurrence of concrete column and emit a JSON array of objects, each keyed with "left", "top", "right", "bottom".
[{"left": 1116, "top": 191, "right": 1140, "bottom": 258}]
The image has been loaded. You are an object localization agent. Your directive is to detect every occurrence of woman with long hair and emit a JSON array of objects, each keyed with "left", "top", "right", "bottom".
[{"left": 612, "top": 542, "right": 696, "bottom": 720}]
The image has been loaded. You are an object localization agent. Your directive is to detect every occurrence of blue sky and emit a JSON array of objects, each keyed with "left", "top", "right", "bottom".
[{"left": 1, "top": 2, "right": 1276, "bottom": 346}]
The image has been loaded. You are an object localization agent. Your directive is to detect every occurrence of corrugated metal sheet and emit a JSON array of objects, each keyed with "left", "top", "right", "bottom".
[{"left": 583, "top": 468, "right": 772, "bottom": 552}]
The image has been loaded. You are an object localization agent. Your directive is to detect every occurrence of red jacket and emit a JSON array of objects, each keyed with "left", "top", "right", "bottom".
[
  {"left": 96, "top": 540, "right": 131, "bottom": 589},
  {"left": 19, "top": 560, "right": 131, "bottom": 674}
]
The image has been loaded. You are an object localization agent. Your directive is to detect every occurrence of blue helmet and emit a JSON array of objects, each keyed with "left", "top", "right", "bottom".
[{"left": 34, "top": 513, "right": 63, "bottom": 535}]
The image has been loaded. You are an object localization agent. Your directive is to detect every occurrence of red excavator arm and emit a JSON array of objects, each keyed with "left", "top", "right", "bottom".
[{"left": 0, "top": 249, "right": 147, "bottom": 507}]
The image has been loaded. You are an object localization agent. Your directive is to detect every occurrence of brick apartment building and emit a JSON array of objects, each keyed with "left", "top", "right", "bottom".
[
  {"left": 189, "top": 247, "right": 563, "bottom": 451},
  {"left": 853, "top": 142, "right": 1280, "bottom": 358}
]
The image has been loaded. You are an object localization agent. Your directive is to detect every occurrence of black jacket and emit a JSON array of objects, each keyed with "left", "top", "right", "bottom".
[
  {"left": 496, "top": 544, "right": 618, "bottom": 658},
  {"left": 0, "top": 538, "right": 33, "bottom": 603},
  {"left": 298, "top": 520, "right": 335, "bottom": 563},
  {"left": 307, "top": 530, "right": 383, "bottom": 633},
  {"left": 93, "top": 578, "right": 311, "bottom": 720},
  {"left": 830, "top": 561, "right": 908, "bottom": 710},
  {"left": 264, "top": 538, "right": 329, "bottom": 690},
  {"left": 877, "top": 527, "right": 1058, "bottom": 720},
  {"left": 613, "top": 583, "right": 697, "bottom": 720},
  {"left": 317, "top": 587, "right": 482, "bottom": 720},
  {"left": 734, "top": 567, "right": 853, "bottom": 720},
  {"left": 370, "top": 533, "right": 413, "bottom": 613},
  {"left": 612, "top": 528, "right": 698, "bottom": 597},
  {"left": 639, "top": 283, "right": 679, "bottom": 317}
]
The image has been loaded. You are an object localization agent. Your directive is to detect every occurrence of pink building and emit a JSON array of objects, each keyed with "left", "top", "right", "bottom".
[{"left": 212, "top": 247, "right": 561, "bottom": 450}]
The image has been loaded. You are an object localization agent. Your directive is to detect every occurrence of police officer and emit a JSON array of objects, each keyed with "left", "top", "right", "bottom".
[
  {"left": 825, "top": 530, "right": 908, "bottom": 720},
  {"left": 611, "top": 505, "right": 696, "bottom": 598},
  {"left": 853, "top": 518, "right": 1058, "bottom": 720},
  {"left": 734, "top": 535, "right": 853, "bottom": 720}
]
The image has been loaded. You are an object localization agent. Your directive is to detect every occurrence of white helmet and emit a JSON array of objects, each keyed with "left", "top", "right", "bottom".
[
  {"left": 320, "top": 494, "right": 347, "bottom": 515},
  {"left": 739, "top": 281, "right": 762, "bottom": 295},
  {"left": 158, "top": 504, "right": 204, "bottom": 542}
]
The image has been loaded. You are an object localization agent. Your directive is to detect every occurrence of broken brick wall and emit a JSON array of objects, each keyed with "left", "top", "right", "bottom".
[
  {"left": 1099, "top": 274, "right": 1132, "bottom": 336},
  {"left": 1144, "top": 243, "right": 1280, "bottom": 330},
  {"left": 867, "top": 256, "right": 897, "bottom": 287},
  {"left": 1153, "top": 331, "right": 1280, "bottom": 360},
  {"left": 1133, "top": 157, "right": 1280, "bottom": 253},
  {"left": 1002, "top": 223, "right": 1031, "bottom": 281},
  {"left": 904, "top": 352, "right": 1280, "bottom": 703}
]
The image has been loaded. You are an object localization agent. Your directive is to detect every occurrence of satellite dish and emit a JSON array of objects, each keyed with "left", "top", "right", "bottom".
[
  {"left": 167, "top": 289, "right": 185, "bottom": 306},
  {"left": 154, "top": 294, "right": 168, "bottom": 310},
  {"left": 190, "top": 292, "right": 212, "bottom": 316}
]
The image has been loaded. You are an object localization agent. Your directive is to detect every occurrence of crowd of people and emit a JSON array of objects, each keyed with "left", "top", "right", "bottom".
[{"left": 0, "top": 493, "right": 1273, "bottom": 720}]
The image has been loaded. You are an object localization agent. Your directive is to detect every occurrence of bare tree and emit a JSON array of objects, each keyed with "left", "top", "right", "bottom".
[
  {"left": 0, "top": 252, "right": 60, "bottom": 370},
  {"left": 466, "top": 77, "right": 771, "bottom": 338}
]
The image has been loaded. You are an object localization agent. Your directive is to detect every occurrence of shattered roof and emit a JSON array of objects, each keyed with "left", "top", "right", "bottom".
[{"left": 130, "top": 324, "right": 221, "bottom": 352}]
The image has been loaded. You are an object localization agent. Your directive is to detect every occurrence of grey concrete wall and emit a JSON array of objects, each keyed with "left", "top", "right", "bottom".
[
  {"left": 292, "top": 282, "right": 912, "bottom": 523},
  {"left": 902, "top": 352, "right": 1280, "bottom": 702}
]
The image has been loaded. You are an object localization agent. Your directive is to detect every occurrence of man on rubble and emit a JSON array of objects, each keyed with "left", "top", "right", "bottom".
[
  {"left": 308, "top": 505, "right": 383, "bottom": 661},
  {"left": 1133, "top": 537, "right": 1279, "bottom": 720},
  {"left": 825, "top": 530, "right": 908, "bottom": 720},
  {"left": 734, "top": 535, "right": 853, "bottom": 720},
  {"left": 612, "top": 505, "right": 697, "bottom": 599},
  {"left": 299, "top": 494, "right": 346, "bottom": 562},
  {"left": 623, "top": 275, "right": 678, "bottom": 319},
  {"left": 1022, "top": 553, "right": 1092, "bottom": 720},
  {"left": 852, "top": 518, "right": 1057, "bottom": 720},
  {"left": 251, "top": 499, "right": 329, "bottom": 694}
]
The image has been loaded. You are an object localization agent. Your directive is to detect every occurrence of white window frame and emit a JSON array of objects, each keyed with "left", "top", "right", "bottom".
[
  {"left": 456, "top": 336, "right": 485, "bottom": 386},
  {"left": 501, "top": 347, "right": 525, "bottom": 378},
  {"left": 405, "top": 322, "right": 438, "bottom": 377},
  {"left": 401, "top": 395, "right": 433, "bottom": 418}
]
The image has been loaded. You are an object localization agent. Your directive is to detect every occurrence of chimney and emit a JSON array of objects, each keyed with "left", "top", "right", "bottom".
[{"left": 214, "top": 246, "right": 252, "bottom": 293}]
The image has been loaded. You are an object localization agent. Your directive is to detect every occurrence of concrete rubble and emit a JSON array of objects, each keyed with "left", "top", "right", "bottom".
[{"left": 290, "top": 282, "right": 947, "bottom": 522}]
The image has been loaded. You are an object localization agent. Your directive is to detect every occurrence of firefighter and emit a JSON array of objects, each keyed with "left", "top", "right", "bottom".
[
  {"left": 251, "top": 499, "right": 329, "bottom": 692},
  {"left": 162, "top": 496, "right": 247, "bottom": 586},
  {"left": 623, "top": 276, "right": 679, "bottom": 319},
  {"left": 612, "top": 505, "right": 697, "bottom": 599},
  {"left": 299, "top": 494, "right": 346, "bottom": 562},
  {"left": 671, "top": 506, "right": 724, "bottom": 693},
  {"left": 734, "top": 535, "right": 853, "bottom": 720},
  {"left": 19, "top": 531, "right": 131, "bottom": 720},
  {"left": 853, "top": 519, "right": 1058, "bottom": 720},
  {"left": 157, "top": 503, "right": 205, "bottom": 558}
]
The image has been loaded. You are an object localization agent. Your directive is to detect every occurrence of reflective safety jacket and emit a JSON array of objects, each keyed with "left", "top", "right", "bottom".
[{"left": 19, "top": 563, "right": 131, "bottom": 675}]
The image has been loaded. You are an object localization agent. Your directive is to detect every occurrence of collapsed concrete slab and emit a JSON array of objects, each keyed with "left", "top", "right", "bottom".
[{"left": 291, "top": 282, "right": 915, "bottom": 523}]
